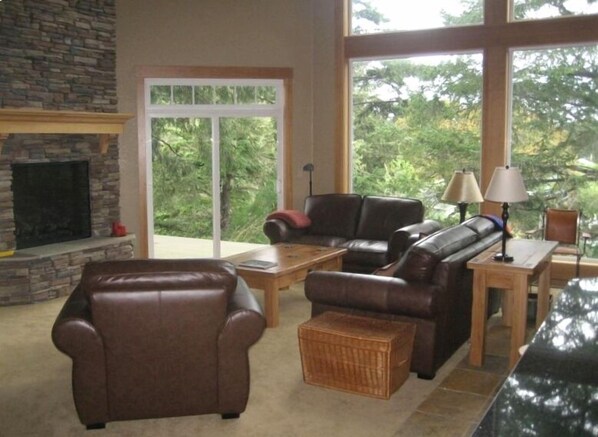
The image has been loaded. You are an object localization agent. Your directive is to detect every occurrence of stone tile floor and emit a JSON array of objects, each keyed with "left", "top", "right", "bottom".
[{"left": 395, "top": 317, "right": 533, "bottom": 437}]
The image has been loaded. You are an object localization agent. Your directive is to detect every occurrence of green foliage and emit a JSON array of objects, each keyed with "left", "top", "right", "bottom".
[
  {"left": 352, "top": 2, "right": 598, "bottom": 254},
  {"left": 152, "top": 116, "right": 277, "bottom": 246}
]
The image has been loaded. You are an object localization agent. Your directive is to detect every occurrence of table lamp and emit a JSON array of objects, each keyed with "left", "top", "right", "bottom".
[
  {"left": 484, "top": 165, "right": 529, "bottom": 262},
  {"left": 441, "top": 169, "right": 484, "bottom": 223}
]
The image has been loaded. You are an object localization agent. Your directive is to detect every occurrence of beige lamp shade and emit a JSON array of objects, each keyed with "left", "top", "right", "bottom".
[
  {"left": 484, "top": 166, "right": 529, "bottom": 203},
  {"left": 441, "top": 170, "right": 484, "bottom": 204}
]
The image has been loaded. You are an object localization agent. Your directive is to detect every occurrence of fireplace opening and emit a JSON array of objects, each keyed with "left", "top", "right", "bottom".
[{"left": 12, "top": 161, "right": 92, "bottom": 250}]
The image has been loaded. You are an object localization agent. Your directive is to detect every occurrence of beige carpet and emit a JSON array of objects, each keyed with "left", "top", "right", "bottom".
[{"left": 0, "top": 283, "right": 466, "bottom": 437}]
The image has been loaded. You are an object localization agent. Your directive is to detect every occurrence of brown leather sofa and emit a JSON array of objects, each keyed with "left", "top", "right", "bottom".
[
  {"left": 52, "top": 259, "right": 265, "bottom": 429},
  {"left": 263, "top": 193, "right": 441, "bottom": 273},
  {"left": 305, "top": 216, "right": 502, "bottom": 379}
]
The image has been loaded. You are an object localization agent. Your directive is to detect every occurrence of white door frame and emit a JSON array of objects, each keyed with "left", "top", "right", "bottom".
[{"left": 144, "top": 78, "right": 285, "bottom": 258}]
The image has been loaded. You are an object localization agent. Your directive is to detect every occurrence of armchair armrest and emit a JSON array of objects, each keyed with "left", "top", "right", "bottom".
[
  {"left": 388, "top": 219, "right": 442, "bottom": 263},
  {"left": 51, "top": 286, "right": 108, "bottom": 425},
  {"left": 263, "top": 219, "right": 308, "bottom": 244},
  {"left": 305, "top": 271, "right": 441, "bottom": 319},
  {"left": 218, "top": 278, "right": 266, "bottom": 414}
]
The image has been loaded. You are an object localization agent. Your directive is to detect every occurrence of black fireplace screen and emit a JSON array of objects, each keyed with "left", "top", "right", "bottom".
[{"left": 12, "top": 161, "right": 91, "bottom": 249}]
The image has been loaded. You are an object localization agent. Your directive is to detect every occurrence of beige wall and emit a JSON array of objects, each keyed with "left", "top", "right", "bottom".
[{"left": 116, "top": 0, "right": 336, "bottom": 254}]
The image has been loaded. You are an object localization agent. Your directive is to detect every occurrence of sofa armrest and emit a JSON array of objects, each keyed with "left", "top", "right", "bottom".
[
  {"left": 305, "top": 271, "right": 441, "bottom": 319},
  {"left": 263, "top": 219, "right": 308, "bottom": 244},
  {"left": 218, "top": 278, "right": 266, "bottom": 414},
  {"left": 51, "top": 285, "right": 108, "bottom": 425},
  {"left": 388, "top": 219, "right": 442, "bottom": 262}
]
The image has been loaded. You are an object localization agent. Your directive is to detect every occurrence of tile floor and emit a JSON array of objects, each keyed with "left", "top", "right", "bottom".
[{"left": 396, "top": 317, "right": 532, "bottom": 437}]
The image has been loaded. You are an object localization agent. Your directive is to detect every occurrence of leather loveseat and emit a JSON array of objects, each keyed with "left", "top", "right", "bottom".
[
  {"left": 263, "top": 193, "right": 441, "bottom": 273},
  {"left": 52, "top": 259, "right": 265, "bottom": 429},
  {"left": 304, "top": 216, "right": 502, "bottom": 379}
]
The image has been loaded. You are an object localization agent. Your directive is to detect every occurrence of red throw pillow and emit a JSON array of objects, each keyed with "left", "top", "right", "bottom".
[{"left": 266, "top": 210, "right": 312, "bottom": 229}]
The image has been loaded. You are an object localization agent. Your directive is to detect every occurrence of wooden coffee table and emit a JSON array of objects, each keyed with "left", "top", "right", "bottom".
[{"left": 226, "top": 244, "right": 347, "bottom": 328}]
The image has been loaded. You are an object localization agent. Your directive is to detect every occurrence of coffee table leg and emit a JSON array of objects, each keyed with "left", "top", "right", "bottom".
[{"left": 264, "top": 282, "right": 279, "bottom": 328}]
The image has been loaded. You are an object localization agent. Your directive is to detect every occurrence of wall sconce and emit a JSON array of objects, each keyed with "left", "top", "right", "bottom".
[
  {"left": 484, "top": 165, "right": 529, "bottom": 262},
  {"left": 441, "top": 169, "right": 484, "bottom": 223},
  {"left": 303, "top": 163, "right": 314, "bottom": 196}
]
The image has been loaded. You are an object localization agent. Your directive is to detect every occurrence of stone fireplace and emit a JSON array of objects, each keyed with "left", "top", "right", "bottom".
[
  {"left": 0, "top": 0, "right": 134, "bottom": 305},
  {"left": 0, "top": 132, "right": 135, "bottom": 305}
]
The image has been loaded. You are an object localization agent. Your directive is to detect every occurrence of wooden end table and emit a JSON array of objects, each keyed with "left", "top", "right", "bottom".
[
  {"left": 226, "top": 244, "right": 347, "bottom": 328},
  {"left": 467, "top": 239, "right": 558, "bottom": 368}
]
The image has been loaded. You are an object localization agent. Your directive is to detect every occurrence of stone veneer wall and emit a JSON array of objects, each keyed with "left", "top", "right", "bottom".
[
  {"left": 0, "top": 0, "right": 133, "bottom": 305},
  {"left": 0, "top": 0, "right": 117, "bottom": 111},
  {"left": 0, "top": 236, "right": 134, "bottom": 305}
]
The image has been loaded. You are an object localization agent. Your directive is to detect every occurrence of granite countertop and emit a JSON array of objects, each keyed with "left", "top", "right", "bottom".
[{"left": 473, "top": 278, "right": 598, "bottom": 436}]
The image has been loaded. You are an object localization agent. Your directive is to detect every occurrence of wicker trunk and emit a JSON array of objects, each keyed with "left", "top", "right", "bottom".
[{"left": 298, "top": 312, "right": 416, "bottom": 399}]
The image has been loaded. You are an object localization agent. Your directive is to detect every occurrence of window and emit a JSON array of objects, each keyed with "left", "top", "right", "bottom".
[
  {"left": 149, "top": 84, "right": 278, "bottom": 106},
  {"left": 510, "top": 44, "right": 598, "bottom": 257},
  {"left": 351, "top": 0, "right": 483, "bottom": 35},
  {"left": 145, "top": 77, "right": 285, "bottom": 258},
  {"left": 351, "top": 54, "right": 483, "bottom": 224},
  {"left": 340, "top": 0, "right": 598, "bottom": 267},
  {"left": 512, "top": 0, "right": 598, "bottom": 21}
]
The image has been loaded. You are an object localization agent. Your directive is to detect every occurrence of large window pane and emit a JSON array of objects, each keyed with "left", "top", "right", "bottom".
[
  {"left": 220, "top": 118, "right": 277, "bottom": 244},
  {"left": 512, "top": 0, "right": 598, "bottom": 21},
  {"left": 351, "top": 0, "right": 483, "bottom": 35},
  {"left": 510, "top": 45, "right": 598, "bottom": 258},
  {"left": 351, "top": 53, "right": 483, "bottom": 225},
  {"left": 152, "top": 117, "right": 213, "bottom": 239}
]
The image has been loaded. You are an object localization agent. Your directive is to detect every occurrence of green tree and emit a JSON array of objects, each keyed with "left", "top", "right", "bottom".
[
  {"left": 152, "top": 116, "right": 277, "bottom": 245},
  {"left": 351, "top": 1, "right": 598, "bottom": 255}
]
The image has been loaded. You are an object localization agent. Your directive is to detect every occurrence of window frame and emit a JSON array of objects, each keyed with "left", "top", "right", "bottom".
[
  {"left": 136, "top": 66, "right": 293, "bottom": 258},
  {"left": 335, "top": 0, "right": 598, "bottom": 276}
]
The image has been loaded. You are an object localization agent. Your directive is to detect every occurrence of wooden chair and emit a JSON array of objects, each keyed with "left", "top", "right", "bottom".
[{"left": 543, "top": 208, "right": 591, "bottom": 277}]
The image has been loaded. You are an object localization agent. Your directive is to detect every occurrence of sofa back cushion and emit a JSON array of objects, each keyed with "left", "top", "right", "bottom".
[
  {"left": 394, "top": 224, "right": 478, "bottom": 283},
  {"left": 356, "top": 196, "right": 424, "bottom": 241},
  {"left": 304, "top": 194, "right": 363, "bottom": 238}
]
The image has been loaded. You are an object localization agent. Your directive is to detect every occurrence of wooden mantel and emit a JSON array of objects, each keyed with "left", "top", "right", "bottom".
[{"left": 0, "top": 108, "right": 134, "bottom": 154}]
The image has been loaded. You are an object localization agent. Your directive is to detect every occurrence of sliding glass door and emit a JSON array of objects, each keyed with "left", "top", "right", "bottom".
[{"left": 146, "top": 79, "right": 284, "bottom": 258}]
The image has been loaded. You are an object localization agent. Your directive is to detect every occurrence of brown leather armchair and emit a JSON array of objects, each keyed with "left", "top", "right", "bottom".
[{"left": 52, "top": 259, "right": 266, "bottom": 429}]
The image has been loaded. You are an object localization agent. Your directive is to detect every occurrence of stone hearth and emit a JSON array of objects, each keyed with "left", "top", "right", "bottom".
[{"left": 0, "top": 235, "right": 134, "bottom": 305}]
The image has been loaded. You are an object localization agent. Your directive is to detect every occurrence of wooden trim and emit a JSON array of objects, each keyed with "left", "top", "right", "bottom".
[
  {"left": 334, "top": 0, "right": 350, "bottom": 193},
  {"left": 485, "top": 0, "right": 509, "bottom": 26},
  {"left": 136, "top": 73, "right": 149, "bottom": 258},
  {"left": 479, "top": 45, "right": 510, "bottom": 217},
  {"left": 345, "top": 15, "right": 598, "bottom": 60},
  {"left": 136, "top": 65, "right": 293, "bottom": 80},
  {"left": 0, "top": 108, "right": 133, "bottom": 154},
  {"left": 552, "top": 259, "right": 598, "bottom": 282},
  {"left": 283, "top": 77, "right": 293, "bottom": 208},
  {"left": 136, "top": 66, "right": 294, "bottom": 257}
]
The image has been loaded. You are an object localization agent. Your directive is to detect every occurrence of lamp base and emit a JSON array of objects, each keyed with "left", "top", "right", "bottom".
[{"left": 493, "top": 253, "right": 514, "bottom": 262}]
